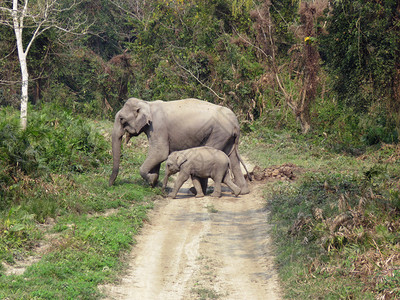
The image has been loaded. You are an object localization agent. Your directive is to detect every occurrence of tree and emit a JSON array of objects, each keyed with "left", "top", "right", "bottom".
[
  {"left": 284, "top": 2, "right": 323, "bottom": 133},
  {"left": 122, "top": 0, "right": 260, "bottom": 110},
  {"left": 320, "top": 0, "right": 400, "bottom": 113},
  {"left": 0, "top": 0, "right": 87, "bottom": 129},
  {"left": 246, "top": 0, "right": 327, "bottom": 133}
]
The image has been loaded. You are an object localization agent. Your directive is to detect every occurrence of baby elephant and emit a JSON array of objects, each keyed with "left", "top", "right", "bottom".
[{"left": 163, "top": 146, "right": 241, "bottom": 198}]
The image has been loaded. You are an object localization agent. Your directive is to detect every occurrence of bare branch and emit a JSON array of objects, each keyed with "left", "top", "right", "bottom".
[
  {"left": 172, "top": 56, "right": 225, "bottom": 101},
  {"left": 109, "top": 0, "right": 147, "bottom": 22},
  {"left": 233, "top": 28, "right": 273, "bottom": 63}
]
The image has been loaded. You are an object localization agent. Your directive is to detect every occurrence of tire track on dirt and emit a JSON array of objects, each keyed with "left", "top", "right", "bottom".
[{"left": 102, "top": 172, "right": 281, "bottom": 299}]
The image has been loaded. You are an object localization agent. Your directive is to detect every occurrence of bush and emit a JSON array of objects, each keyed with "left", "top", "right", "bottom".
[
  {"left": 0, "top": 109, "right": 41, "bottom": 177},
  {"left": 0, "top": 104, "right": 109, "bottom": 210}
]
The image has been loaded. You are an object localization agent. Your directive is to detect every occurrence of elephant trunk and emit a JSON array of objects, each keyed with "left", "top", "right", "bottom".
[
  {"left": 109, "top": 127, "right": 123, "bottom": 186},
  {"left": 162, "top": 166, "right": 170, "bottom": 189}
]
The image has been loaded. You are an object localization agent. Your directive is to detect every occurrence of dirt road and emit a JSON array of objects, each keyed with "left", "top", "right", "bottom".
[{"left": 103, "top": 180, "right": 281, "bottom": 300}]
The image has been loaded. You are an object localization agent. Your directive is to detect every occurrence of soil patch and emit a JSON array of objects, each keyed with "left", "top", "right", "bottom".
[{"left": 250, "top": 163, "right": 302, "bottom": 182}]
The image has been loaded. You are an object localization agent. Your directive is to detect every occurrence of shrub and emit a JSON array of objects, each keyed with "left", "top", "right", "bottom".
[{"left": 0, "top": 104, "right": 109, "bottom": 210}]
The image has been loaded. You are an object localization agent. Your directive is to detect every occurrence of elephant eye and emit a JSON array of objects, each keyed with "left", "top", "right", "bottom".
[{"left": 120, "top": 117, "right": 128, "bottom": 128}]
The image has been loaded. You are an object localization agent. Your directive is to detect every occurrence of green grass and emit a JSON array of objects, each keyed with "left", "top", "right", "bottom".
[
  {"left": 0, "top": 155, "right": 158, "bottom": 299},
  {"left": 191, "top": 287, "right": 221, "bottom": 300},
  {"left": 242, "top": 128, "right": 400, "bottom": 299},
  {"left": 0, "top": 204, "right": 152, "bottom": 299},
  {"left": 205, "top": 204, "right": 218, "bottom": 213},
  {"left": 0, "top": 106, "right": 160, "bottom": 299}
]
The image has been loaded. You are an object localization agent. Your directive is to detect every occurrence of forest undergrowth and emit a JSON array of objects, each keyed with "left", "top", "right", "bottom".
[
  {"left": 0, "top": 105, "right": 159, "bottom": 299},
  {"left": 242, "top": 124, "right": 400, "bottom": 299}
]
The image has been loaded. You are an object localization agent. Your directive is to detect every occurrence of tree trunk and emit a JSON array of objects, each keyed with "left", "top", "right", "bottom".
[
  {"left": 297, "top": 110, "right": 311, "bottom": 134},
  {"left": 19, "top": 56, "right": 29, "bottom": 130},
  {"left": 13, "top": 0, "right": 29, "bottom": 130}
]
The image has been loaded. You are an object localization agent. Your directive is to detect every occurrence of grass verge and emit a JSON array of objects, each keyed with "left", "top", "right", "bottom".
[
  {"left": 242, "top": 128, "right": 400, "bottom": 299},
  {"left": 0, "top": 107, "right": 161, "bottom": 299}
]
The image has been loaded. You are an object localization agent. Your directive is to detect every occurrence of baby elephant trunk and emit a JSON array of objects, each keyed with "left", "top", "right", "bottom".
[{"left": 162, "top": 165, "right": 170, "bottom": 189}]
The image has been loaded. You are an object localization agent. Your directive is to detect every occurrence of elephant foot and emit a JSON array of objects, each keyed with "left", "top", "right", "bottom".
[
  {"left": 210, "top": 192, "right": 221, "bottom": 198},
  {"left": 232, "top": 187, "right": 241, "bottom": 197},
  {"left": 189, "top": 187, "right": 197, "bottom": 195},
  {"left": 239, "top": 185, "right": 250, "bottom": 195},
  {"left": 167, "top": 193, "right": 177, "bottom": 199},
  {"left": 148, "top": 174, "right": 159, "bottom": 187},
  {"left": 190, "top": 185, "right": 208, "bottom": 196},
  {"left": 190, "top": 186, "right": 204, "bottom": 198}
]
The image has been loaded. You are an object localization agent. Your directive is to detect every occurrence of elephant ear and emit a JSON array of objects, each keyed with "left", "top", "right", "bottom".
[
  {"left": 177, "top": 153, "right": 188, "bottom": 168},
  {"left": 133, "top": 101, "right": 152, "bottom": 134}
]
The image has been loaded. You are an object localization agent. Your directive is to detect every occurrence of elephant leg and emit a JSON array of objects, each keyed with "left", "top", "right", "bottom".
[
  {"left": 191, "top": 176, "right": 205, "bottom": 198},
  {"left": 223, "top": 171, "right": 241, "bottom": 197},
  {"left": 169, "top": 172, "right": 190, "bottom": 198},
  {"left": 140, "top": 154, "right": 166, "bottom": 187},
  {"left": 200, "top": 178, "right": 208, "bottom": 195},
  {"left": 149, "top": 164, "right": 161, "bottom": 186},
  {"left": 210, "top": 175, "right": 223, "bottom": 198},
  {"left": 229, "top": 151, "right": 250, "bottom": 194},
  {"left": 190, "top": 177, "right": 208, "bottom": 196}
]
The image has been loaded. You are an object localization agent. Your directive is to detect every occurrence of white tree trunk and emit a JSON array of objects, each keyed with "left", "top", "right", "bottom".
[
  {"left": 13, "top": 0, "right": 29, "bottom": 130},
  {"left": 19, "top": 57, "right": 29, "bottom": 130}
]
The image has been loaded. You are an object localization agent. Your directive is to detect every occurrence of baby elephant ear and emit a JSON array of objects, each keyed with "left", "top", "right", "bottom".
[{"left": 177, "top": 154, "right": 188, "bottom": 167}]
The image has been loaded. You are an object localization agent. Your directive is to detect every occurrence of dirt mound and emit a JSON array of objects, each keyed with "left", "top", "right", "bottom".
[{"left": 250, "top": 163, "right": 300, "bottom": 181}]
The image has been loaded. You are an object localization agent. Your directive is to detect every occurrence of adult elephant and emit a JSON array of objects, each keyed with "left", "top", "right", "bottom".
[{"left": 109, "top": 97, "right": 250, "bottom": 194}]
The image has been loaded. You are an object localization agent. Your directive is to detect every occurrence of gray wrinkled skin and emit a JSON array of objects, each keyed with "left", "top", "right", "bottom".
[{"left": 163, "top": 147, "right": 241, "bottom": 198}]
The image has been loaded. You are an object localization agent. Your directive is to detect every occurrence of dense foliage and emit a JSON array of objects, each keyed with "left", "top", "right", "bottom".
[
  {"left": 319, "top": 0, "right": 400, "bottom": 146},
  {"left": 0, "top": 105, "right": 109, "bottom": 212},
  {"left": 1, "top": 0, "right": 399, "bottom": 137},
  {"left": 320, "top": 0, "right": 400, "bottom": 110}
]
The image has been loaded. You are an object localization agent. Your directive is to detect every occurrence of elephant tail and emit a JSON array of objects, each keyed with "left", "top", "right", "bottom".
[
  {"left": 238, "top": 150, "right": 252, "bottom": 181},
  {"left": 229, "top": 133, "right": 252, "bottom": 181}
]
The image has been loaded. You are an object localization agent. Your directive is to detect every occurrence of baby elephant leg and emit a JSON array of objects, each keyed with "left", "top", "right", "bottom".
[
  {"left": 168, "top": 172, "right": 190, "bottom": 199},
  {"left": 191, "top": 176, "right": 205, "bottom": 198},
  {"left": 189, "top": 178, "right": 208, "bottom": 196},
  {"left": 210, "top": 174, "right": 223, "bottom": 198},
  {"left": 223, "top": 171, "right": 241, "bottom": 197}
]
